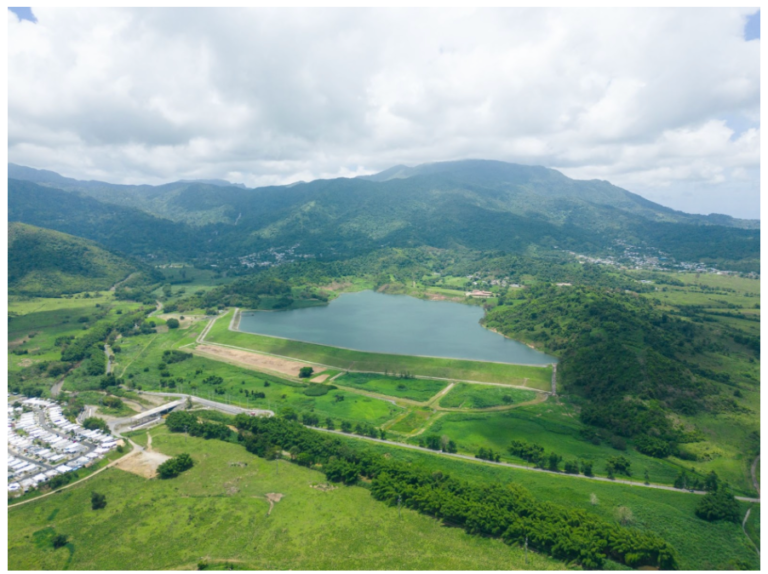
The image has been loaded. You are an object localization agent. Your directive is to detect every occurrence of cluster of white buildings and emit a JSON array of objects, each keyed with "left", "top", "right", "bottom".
[{"left": 8, "top": 397, "right": 118, "bottom": 494}]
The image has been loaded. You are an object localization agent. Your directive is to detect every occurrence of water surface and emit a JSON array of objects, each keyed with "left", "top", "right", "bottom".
[{"left": 238, "top": 290, "right": 555, "bottom": 365}]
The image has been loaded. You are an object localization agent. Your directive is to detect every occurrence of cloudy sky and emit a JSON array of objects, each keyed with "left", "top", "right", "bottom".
[{"left": 8, "top": 7, "right": 761, "bottom": 218}]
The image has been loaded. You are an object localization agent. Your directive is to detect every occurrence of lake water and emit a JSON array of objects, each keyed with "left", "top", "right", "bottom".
[{"left": 237, "top": 290, "right": 555, "bottom": 365}]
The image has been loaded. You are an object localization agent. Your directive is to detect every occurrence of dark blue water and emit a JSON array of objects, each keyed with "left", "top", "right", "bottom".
[{"left": 237, "top": 290, "right": 555, "bottom": 365}]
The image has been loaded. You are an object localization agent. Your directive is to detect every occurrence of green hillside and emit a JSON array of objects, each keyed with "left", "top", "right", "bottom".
[
  {"left": 8, "top": 161, "right": 759, "bottom": 271},
  {"left": 8, "top": 222, "right": 139, "bottom": 296}
]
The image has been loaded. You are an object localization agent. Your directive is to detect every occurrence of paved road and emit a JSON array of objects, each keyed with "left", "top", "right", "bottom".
[
  {"left": 308, "top": 426, "right": 761, "bottom": 503},
  {"left": 130, "top": 391, "right": 274, "bottom": 418}
]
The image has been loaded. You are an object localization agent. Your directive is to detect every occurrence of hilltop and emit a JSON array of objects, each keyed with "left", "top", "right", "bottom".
[
  {"left": 8, "top": 222, "right": 142, "bottom": 296},
  {"left": 8, "top": 160, "right": 759, "bottom": 271}
]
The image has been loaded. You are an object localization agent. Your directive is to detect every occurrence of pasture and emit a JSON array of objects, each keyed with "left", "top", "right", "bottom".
[
  {"left": 330, "top": 432, "right": 760, "bottom": 571},
  {"left": 7, "top": 427, "right": 562, "bottom": 571}
]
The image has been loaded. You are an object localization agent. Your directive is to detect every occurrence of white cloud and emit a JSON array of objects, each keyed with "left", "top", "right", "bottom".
[{"left": 8, "top": 7, "right": 760, "bottom": 218}]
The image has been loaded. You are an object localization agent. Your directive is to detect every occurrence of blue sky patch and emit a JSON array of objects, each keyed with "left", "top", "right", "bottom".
[
  {"left": 744, "top": 10, "right": 759, "bottom": 40},
  {"left": 9, "top": 7, "right": 36, "bottom": 23}
]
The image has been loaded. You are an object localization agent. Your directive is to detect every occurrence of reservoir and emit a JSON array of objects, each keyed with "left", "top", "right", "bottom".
[{"left": 237, "top": 290, "right": 555, "bottom": 365}]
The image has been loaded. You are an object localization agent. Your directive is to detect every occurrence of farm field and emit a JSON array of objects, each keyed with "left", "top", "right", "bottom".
[
  {"left": 7, "top": 426, "right": 562, "bottom": 571},
  {"left": 207, "top": 310, "right": 553, "bottom": 387},
  {"left": 330, "top": 432, "right": 760, "bottom": 571}
]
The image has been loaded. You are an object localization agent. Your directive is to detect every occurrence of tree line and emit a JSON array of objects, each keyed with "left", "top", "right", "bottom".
[{"left": 164, "top": 410, "right": 677, "bottom": 569}]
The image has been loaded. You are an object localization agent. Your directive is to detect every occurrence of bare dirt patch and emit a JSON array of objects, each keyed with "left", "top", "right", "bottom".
[
  {"left": 310, "top": 374, "right": 330, "bottom": 383},
  {"left": 17, "top": 359, "right": 35, "bottom": 367},
  {"left": 9, "top": 335, "right": 29, "bottom": 348},
  {"left": 310, "top": 483, "right": 337, "bottom": 492},
  {"left": 115, "top": 450, "right": 171, "bottom": 479},
  {"left": 256, "top": 492, "right": 284, "bottom": 515},
  {"left": 194, "top": 344, "right": 322, "bottom": 378}
]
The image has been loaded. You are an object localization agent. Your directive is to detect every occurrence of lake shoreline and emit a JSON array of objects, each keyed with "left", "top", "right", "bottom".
[{"left": 237, "top": 290, "right": 557, "bottom": 366}]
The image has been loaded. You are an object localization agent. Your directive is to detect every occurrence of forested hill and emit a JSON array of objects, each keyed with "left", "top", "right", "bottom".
[
  {"left": 8, "top": 160, "right": 760, "bottom": 270},
  {"left": 8, "top": 222, "right": 147, "bottom": 296},
  {"left": 484, "top": 285, "right": 758, "bottom": 456}
]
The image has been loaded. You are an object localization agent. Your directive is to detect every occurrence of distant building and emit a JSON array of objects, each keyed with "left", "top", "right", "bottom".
[
  {"left": 466, "top": 290, "right": 493, "bottom": 298},
  {"left": 555, "top": 282, "right": 572, "bottom": 287}
]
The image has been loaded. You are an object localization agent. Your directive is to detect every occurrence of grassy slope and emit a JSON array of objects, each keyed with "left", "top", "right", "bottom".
[
  {"left": 418, "top": 401, "right": 704, "bottom": 488},
  {"left": 438, "top": 382, "right": 538, "bottom": 408},
  {"left": 8, "top": 427, "right": 562, "bottom": 570},
  {"left": 331, "top": 433, "right": 760, "bottom": 571},
  {"left": 333, "top": 372, "right": 447, "bottom": 402},
  {"left": 207, "top": 310, "right": 553, "bottom": 387}
]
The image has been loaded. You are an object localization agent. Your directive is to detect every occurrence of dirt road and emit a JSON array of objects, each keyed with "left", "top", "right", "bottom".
[
  {"left": 751, "top": 455, "right": 760, "bottom": 497},
  {"left": 308, "top": 426, "right": 761, "bottom": 503}
]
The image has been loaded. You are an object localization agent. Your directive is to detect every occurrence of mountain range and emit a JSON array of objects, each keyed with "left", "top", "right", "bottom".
[{"left": 8, "top": 160, "right": 760, "bottom": 270}]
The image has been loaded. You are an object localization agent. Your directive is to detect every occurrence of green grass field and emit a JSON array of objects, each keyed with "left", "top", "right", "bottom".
[
  {"left": 116, "top": 322, "right": 403, "bottom": 427},
  {"left": 8, "top": 426, "right": 562, "bottom": 570},
  {"left": 208, "top": 310, "right": 553, "bottom": 386},
  {"left": 333, "top": 372, "right": 447, "bottom": 402},
  {"left": 438, "top": 383, "right": 538, "bottom": 409},
  {"left": 388, "top": 408, "right": 437, "bottom": 434},
  {"left": 415, "top": 401, "right": 718, "bottom": 489},
  {"left": 330, "top": 432, "right": 760, "bottom": 571},
  {"left": 8, "top": 294, "right": 144, "bottom": 391}
]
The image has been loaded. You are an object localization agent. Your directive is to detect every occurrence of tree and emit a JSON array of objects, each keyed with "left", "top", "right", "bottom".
[
  {"left": 695, "top": 484, "right": 739, "bottom": 523},
  {"left": 341, "top": 421, "right": 352, "bottom": 433},
  {"left": 83, "top": 417, "right": 109, "bottom": 433},
  {"left": 325, "top": 417, "right": 335, "bottom": 430},
  {"left": 547, "top": 452, "right": 561, "bottom": 472},
  {"left": 52, "top": 533, "right": 69, "bottom": 549},
  {"left": 166, "top": 318, "right": 180, "bottom": 329},
  {"left": 580, "top": 460, "right": 594, "bottom": 477},
  {"left": 426, "top": 435, "right": 441, "bottom": 450},
  {"left": 299, "top": 366, "right": 314, "bottom": 378},
  {"left": 615, "top": 506, "right": 635, "bottom": 526},
  {"left": 704, "top": 470, "right": 720, "bottom": 492},
  {"left": 91, "top": 491, "right": 107, "bottom": 510},
  {"left": 157, "top": 453, "right": 194, "bottom": 479}
]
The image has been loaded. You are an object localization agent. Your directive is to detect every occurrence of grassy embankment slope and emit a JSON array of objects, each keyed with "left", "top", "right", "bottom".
[
  {"left": 7, "top": 426, "right": 561, "bottom": 571},
  {"left": 205, "top": 310, "right": 553, "bottom": 389}
]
